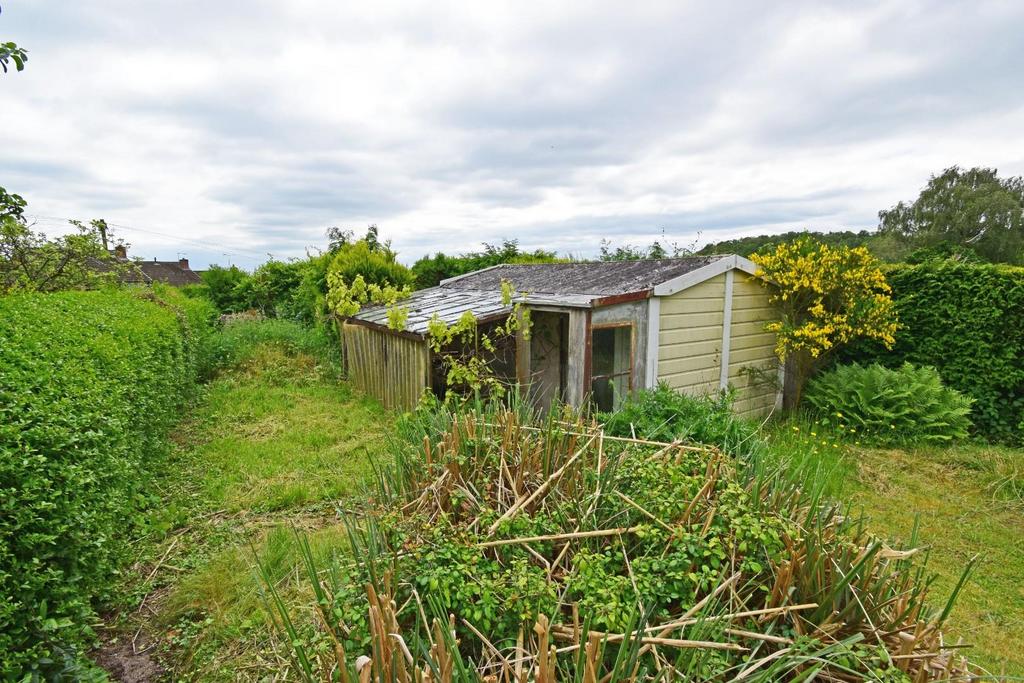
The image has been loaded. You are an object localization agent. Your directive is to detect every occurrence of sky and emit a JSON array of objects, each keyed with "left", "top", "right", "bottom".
[{"left": 2, "top": 1, "right": 1024, "bottom": 270}]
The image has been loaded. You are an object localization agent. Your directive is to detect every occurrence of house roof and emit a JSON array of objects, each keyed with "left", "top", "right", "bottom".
[
  {"left": 350, "top": 255, "right": 758, "bottom": 337},
  {"left": 441, "top": 257, "right": 724, "bottom": 296},
  {"left": 136, "top": 261, "right": 202, "bottom": 286},
  {"left": 87, "top": 254, "right": 202, "bottom": 286}
]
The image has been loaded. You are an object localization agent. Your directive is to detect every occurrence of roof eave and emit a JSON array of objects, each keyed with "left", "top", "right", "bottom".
[{"left": 652, "top": 255, "right": 759, "bottom": 296}]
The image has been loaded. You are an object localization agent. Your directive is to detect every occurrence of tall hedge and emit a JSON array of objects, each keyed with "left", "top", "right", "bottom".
[
  {"left": 840, "top": 261, "right": 1024, "bottom": 444},
  {"left": 0, "top": 287, "right": 215, "bottom": 677}
]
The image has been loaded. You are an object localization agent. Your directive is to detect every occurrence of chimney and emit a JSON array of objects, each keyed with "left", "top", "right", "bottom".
[
  {"left": 178, "top": 257, "right": 190, "bottom": 270},
  {"left": 113, "top": 244, "right": 127, "bottom": 260}
]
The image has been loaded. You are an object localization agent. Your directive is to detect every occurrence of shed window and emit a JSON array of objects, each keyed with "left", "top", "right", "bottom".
[{"left": 591, "top": 324, "right": 632, "bottom": 412}]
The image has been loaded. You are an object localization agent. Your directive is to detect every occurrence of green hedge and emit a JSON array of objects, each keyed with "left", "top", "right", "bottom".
[
  {"left": 0, "top": 287, "right": 215, "bottom": 677},
  {"left": 840, "top": 262, "right": 1024, "bottom": 444}
]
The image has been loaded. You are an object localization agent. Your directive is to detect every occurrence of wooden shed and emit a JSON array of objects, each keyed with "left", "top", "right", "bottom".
[{"left": 343, "top": 255, "right": 781, "bottom": 416}]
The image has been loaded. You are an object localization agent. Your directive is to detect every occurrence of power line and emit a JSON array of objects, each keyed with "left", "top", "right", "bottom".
[{"left": 26, "top": 214, "right": 285, "bottom": 261}]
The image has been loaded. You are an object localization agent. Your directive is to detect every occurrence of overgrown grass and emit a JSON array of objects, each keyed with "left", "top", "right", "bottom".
[
  {"left": 765, "top": 416, "right": 1024, "bottom": 676},
  {"left": 266, "top": 396, "right": 974, "bottom": 681},
  {"left": 848, "top": 442, "right": 1024, "bottom": 676},
  {"left": 103, "top": 319, "right": 387, "bottom": 680}
]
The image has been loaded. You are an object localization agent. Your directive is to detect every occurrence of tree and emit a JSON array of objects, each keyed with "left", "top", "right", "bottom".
[
  {"left": 750, "top": 236, "right": 898, "bottom": 408},
  {"left": 0, "top": 187, "right": 131, "bottom": 293},
  {"left": 697, "top": 230, "right": 877, "bottom": 258},
  {"left": 411, "top": 239, "right": 561, "bottom": 289},
  {"left": 0, "top": 41, "right": 27, "bottom": 73},
  {"left": 879, "top": 166, "right": 1024, "bottom": 265}
]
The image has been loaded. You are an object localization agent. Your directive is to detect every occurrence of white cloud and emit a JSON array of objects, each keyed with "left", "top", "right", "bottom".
[{"left": 2, "top": 0, "right": 1023, "bottom": 269}]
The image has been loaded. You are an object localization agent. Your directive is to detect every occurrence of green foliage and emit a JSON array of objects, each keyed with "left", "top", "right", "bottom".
[
  {"left": 328, "top": 239, "right": 412, "bottom": 290},
  {"left": 601, "top": 383, "right": 759, "bottom": 456},
  {"left": 0, "top": 42, "right": 27, "bottom": 73},
  {"left": 598, "top": 236, "right": 694, "bottom": 261},
  {"left": 410, "top": 239, "right": 561, "bottom": 288},
  {"left": 200, "top": 318, "right": 344, "bottom": 379},
  {"left": 806, "top": 363, "right": 973, "bottom": 446},
  {"left": 0, "top": 288, "right": 213, "bottom": 677},
  {"left": 879, "top": 166, "right": 1024, "bottom": 265},
  {"left": 751, "top": 235, "right": 898, "bottom": 408},
  {"left": 200, "top": 264, "right": 251, "bottom": 312},
  {"left": 0, "top": 186, "right": 27, "bottom": 222},
  {"left": 840, "top": 261, "right": 1024, "bottom": 444},
  {"left": 0, "top": 215, "right": 131, "bottom": 293},
  {"left": 267, "top": 400, "right": 968, "bottom": 680},
  {"left": 287, "top": 252, "right": 333, "bottom": 325},
  {"left": 236, "top": 259, "right": 305, "bottom": 317},
  {"left": 425, "top": 282, "right": 530, "bottom": 398},
  {"left": 698, "top": 230, "right": 878, "bottom": 258}
]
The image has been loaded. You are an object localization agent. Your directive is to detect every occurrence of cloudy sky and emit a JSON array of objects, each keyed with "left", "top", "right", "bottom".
[{"left": 2, "top": 1, "right": 1023, "bottom": 269}]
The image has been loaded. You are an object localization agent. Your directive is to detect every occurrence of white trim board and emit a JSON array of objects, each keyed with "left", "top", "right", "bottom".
[
  {"left": 652, "top": 254, "right": 759, "bottom": 297},
  {"left": 719, "top": 269, "right": 734, "bottom": 390},
  {"left": 645, "top": 296, "right": 660, "bottom": 389}
]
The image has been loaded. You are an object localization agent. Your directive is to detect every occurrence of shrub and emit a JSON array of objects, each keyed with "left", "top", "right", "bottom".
[
  {"left": 264, "top": 403, "right": 973, "bottom": 681},
  {"left": 806, "top": 362, "right": 972, "bottom": 446},
  {"left": 199, "top": 264, "right": 251, "bottom": 313},
  {"left": 0, "top": 287, "right": 213, "bottom": 677},
  {"left": 410, "top": 239, "right": 562, "bottom": 289},
  {"left": 749, "top": 236, "right": 898, "bottom": 408},
  {"left": 600, "top": 383, "right": 759, "bottom": 456},
  {"left": 328, "top": 239, "right": 413, "bottom": 290},
  {"left": 839, "top": 261, "right": 1024, "bottom": 444}
]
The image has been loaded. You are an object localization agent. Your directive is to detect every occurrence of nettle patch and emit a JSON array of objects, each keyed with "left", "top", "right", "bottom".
[{"left": 261, "top": 405, "right": 971, "bottom": 682}]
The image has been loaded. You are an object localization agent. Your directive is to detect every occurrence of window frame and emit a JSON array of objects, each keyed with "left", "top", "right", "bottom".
[{"left": 588, "top": 321, "right": 635, "bottom": 410}]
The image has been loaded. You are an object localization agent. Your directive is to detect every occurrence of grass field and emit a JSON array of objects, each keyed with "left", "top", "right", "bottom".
[
  {"left": 849, "top": 443, "right": 1024, "bottom": 677},
  {"left": 97, "top": 323, "right": 388, "bottom": 680},
  {"left": 96, "top": 320, "right": 1024, "bottom": 680}
]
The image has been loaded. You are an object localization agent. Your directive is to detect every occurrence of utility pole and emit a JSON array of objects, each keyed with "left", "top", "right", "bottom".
[{"left": 96, "top": 219, "right": 109, "bottom": 251}]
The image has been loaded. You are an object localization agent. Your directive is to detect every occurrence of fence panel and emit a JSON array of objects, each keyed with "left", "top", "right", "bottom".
[{"left": 342, "top": 322, "right": 428, "bottom": 410}]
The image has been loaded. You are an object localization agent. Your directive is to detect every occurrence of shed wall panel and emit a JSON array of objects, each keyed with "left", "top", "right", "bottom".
[
  {"left": 656, "top": 274, "right": 726, "bottom": 398},
  {"left": 342, "top": 323, "right": 429, "bottom": 411},
  {"left": 655, "top": 270, "right": 780, "bottom": 418},
  {"left": 726, "top": 273, "right": 779, "bottom": 418}
]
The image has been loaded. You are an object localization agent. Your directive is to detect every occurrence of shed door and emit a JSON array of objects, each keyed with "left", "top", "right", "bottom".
[{"left": 591, "top": 324, "right": 632, "bottom": 412}]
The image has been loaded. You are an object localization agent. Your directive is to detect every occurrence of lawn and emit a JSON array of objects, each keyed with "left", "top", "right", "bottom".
[
  {"left": 765, "top": 422, "right": 1024, "bottom": 677},
  {"left": 849, "top": 443, "right": 1024, "bottom": 677},
  {"left": 95, "top": 325, "right": 389, "bottom": 680}
]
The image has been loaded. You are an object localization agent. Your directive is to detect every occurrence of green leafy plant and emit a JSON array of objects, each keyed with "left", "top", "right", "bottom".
[
  {"left": 805, "top": 362, "right": 973, "bottom": 445},
  {"left": 410, "top": 238, "right": 562, "bottom": 289},
  {"left": 0, "top": 42, "right": 27, "bottom": 73},
  {"left": 0, "top": 287, "right": 214, "bottom": 677},
  {"left": 839, "top": 261, "right": 1024, "bottom": 444},
  {"left": 258, "top": 399, "right": 972, "bottom": 681},
  {"left": 425, "top": 280, "right": 530, "bottom": 398},
  {"left": 600, "top": 383, "right": 759, "bottom": 457}
]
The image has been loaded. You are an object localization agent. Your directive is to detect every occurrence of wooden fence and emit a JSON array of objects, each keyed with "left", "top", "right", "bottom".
[{"left": 342, "top": 322, "right": 430, "bottom": 411}]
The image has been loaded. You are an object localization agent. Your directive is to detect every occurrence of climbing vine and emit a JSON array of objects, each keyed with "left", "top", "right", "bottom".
[
  {"left": 426, "top": 280, "right": 531, "bottom": 398},
  {"left": 325, "top": 272, "right": 411, "bottom": 330}
]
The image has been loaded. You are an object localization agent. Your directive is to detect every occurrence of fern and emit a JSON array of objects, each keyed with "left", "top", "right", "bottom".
[{"left": 806, "top": 362, "right": 973, "bottom": 446}]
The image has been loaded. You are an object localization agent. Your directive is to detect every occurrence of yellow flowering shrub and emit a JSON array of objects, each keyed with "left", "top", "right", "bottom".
[{"left": 750, "top": 236, "right": 897, "bottom": 406}]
